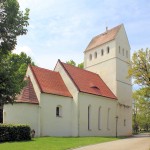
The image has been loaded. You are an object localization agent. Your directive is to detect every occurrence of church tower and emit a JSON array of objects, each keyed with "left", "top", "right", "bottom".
[{"left": 84, "top": 24, "right": 132, "bottom": 135}]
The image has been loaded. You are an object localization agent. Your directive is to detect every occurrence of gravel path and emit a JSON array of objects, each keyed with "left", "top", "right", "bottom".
[{"left": 73, "top": 133, "right": 150, "bottom": 150}]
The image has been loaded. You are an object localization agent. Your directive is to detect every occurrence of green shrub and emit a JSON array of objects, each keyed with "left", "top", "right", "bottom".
[{"left": 0, "top": 124, "right": 31, "bottom": 142}]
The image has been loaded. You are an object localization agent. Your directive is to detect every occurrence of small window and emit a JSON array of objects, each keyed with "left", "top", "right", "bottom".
[
  {"left": 107, "top": 46, "right": 110, "bottom": 53},
  {"left": 124, "top": 119, "right": 126, "bottom": 126},
  {"left": 88, "top": 105, "right": 91, "bottom": 130},
  {"left": 101, "top": 49, "right": 104, "bottom": 56},
  {"left": 119, "top": 46, "right": 121, "bottom": 54},
  {"left": 94, "top": 52, "right": 97, "bottom": 58},
  {"left": 56, "top": 105, "right": 62, "bottom": 117},
  {"left": 89, "top": 54, "right": 92, "bottom": 61},
  {"left": 107, "top": 108, "right": 110, "bottom": 130},
  {"left": 123, "top": 49, "right": 124, "bottom": 56},
  {"left": 126, "top": 50, "right": 128, "bottom": 58},
  {"left": 98, "top": 107, "right": 101, "bottom": 130}
]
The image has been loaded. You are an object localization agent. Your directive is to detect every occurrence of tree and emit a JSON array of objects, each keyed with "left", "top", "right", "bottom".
[
  {"left": 66, "top": 60, "right": 76, "bottom": 66},
  {"left": 0, "top": 0, "right": 29, "bottom": 54},
  {"left": 0, "top": 52, "right": 34, "bottom": 106},
  {"left": 66, "top": 60, "right": 84, "bottom": 69},
  {"left": 0, "top": 0, "right": 30, "bottom": 106},
  {"left": 132, "top": 89, "right": 150, "bottom": 132},
  {"left": 128, "top": 48, "right": 150, "bottom": 93},
  {"left": 129, "top": 48, "right": 150, "bottom": 132},
  {"left": 77, "top": 62, "right": 84, "bottom": 69}
]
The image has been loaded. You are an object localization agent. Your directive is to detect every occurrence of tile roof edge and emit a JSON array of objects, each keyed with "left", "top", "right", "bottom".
[
  {"left": 41, "top": 91, "right": 73, "bottom": 98},
  {"left": 29, "top": 65, "right": 43, "bottom": 93},
  {"left": 58, "top": 59, "right": 80, "bottom": 92},
  {"left": 84, "top": 39, "right": 115, "bottom": 53},
  {"left": 15, "top": 101, "right": 39, "bottom": 104},
  {"left": 79, "top": 90, "right": 117, "bottom": 100}
]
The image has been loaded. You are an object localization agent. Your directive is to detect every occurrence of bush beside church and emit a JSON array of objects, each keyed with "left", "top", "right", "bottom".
[{"left": 0, "top": 124, "right": 31, "bottom": 142}]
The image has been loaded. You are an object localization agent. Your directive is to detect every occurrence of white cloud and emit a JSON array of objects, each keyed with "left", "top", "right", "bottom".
[
  {"left": 13, "top": 46, "right": 33, "bottom": 56},
  {"left": 16, "top": 0, "right": 150, "bottom": 69}
]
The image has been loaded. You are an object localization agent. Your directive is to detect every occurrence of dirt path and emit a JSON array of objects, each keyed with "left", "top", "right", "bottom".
[{"left": 73, "top": 133, "right": 150, "bottom": 150}]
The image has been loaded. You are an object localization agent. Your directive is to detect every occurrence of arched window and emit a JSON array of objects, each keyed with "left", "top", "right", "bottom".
[
  {"left": 98, "top": 107, "right": 101, "bottom": 130},
  {"left": 56, "top": 105, "right": 62, "bottom": 117},
  {"left": 119, "top": 46, "right": 121, "bottom": 54},
  {"left": 124, "top": 119, "right": 126, "bottom": 126},
  {"left": 88, "top": 105, "right": 91, "bottom": 130},
  {"left": 107, "top": 46, "right": 110, "bottom": 54},
  {"left": 126, "top": 50, "right": 128, "bottom": 58},
  {"left": 101, "top": 49, "right": 104, "bottom": 56},
  {"left": 94, "top": 52, "right": 97, "bottom": 58},
  {"left": 123, "top": 49, "right": 124, "bottom": 56},
  {"left": 89, "top": 54, "right": 92, "bottom": 61},
  {"left": 107, "top": 108, "right": 110, "bottom": 130}
]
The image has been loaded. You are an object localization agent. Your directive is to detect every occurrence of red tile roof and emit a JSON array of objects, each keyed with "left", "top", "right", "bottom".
[
  {"left": 85, "top": 24, "right": 122, "bottom": 52},
  {"left": 59, "top": 60, "right": 117, "bottom": 100},
  {"left": 30, "top": 65, "right": 72, "bottom": 98},
  {"left": 16, "top": 77, "right": 39, "bottom": 104}
]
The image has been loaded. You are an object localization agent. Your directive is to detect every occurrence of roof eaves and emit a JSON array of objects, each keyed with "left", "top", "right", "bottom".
[
  {"left": 15, "top": 101, "right": 39, "bottom": 105},
  {"left": 84, "top": 38, "right": 115, "bottom": 53},
  {"left": 41, "top": 91, "right": 73, "bottom": 98},
  {"left": 79, "top": 90, "right": 117, "bottom": 100}
]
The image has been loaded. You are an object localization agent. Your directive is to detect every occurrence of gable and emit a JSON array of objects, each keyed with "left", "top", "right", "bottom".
[{"left": 59, "top": 61, "right": 117, "bottom": 100}]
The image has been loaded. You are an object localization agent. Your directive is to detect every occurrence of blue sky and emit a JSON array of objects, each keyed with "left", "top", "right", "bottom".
[{"left": 15, "top": 0, "right": 150, "bottom": 72}]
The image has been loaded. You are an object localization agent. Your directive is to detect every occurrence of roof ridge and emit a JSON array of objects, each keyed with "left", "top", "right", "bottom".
[
  {"left": 30, "top": 65, "right": 57, "bottom": 73},
  {"left": 93, "top": 24, "right": 122, "bottom": 40},
  {"left": 61, "top": 61, "right": 101, "bottom": 76}
]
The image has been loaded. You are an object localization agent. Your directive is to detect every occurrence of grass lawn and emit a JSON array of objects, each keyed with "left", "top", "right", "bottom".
[{"left": 0, "top": 136, "right": 120, "bottom": 150}]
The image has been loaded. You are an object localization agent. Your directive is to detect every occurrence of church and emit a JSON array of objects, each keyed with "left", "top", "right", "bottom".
[{"left": 3, "top": 24, "right": 132, "bottom": 137}]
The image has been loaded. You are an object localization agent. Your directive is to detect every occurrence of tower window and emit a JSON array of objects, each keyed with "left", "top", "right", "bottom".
[
  {"left": 89, "top": 54, "right": 92, "bottom": 61},
  {"left": 107, "top": 46, "right": 110, "bottom": 53},
  {"left": 123, "top": 49, "right": 124, "bottom": 56},
  {"left": 94, "top": 52, "right": 97, "bottom": 58},
  {"left": 101, "top": 49, "right": 104, "bottom": 56},
  {"left": 119, "top": 46, "right": 121, "bottom": 54},
  {"left": 56, "top": 105, "right": 62, "bottom": 117}
]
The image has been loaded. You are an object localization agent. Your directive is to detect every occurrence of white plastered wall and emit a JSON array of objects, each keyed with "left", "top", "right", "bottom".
[
  {"left": 54, "top": 61, "right": 79, "bottom": 136},
  {"left": 84, "top": 25, "right": 132, "bottom": 136},
  {"left": 84, "top": 40, "right": 117, "bottom": 96},
  {"left": 78, "top": 93, "right": 117, "bottom": 136},
  {"left": 115, "top": 25, "right": 132, "bottom": 136},
  {"left": 3, "top": 103, "right": 39, "bottom": 137},
  {"left": 40, "top": 93, "right": 73, "bottom": 136}
]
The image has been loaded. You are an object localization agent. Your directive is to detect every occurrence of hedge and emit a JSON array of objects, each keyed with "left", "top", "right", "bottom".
[{"left": 0, "top": 124, "right": 31, "bottom": 142}]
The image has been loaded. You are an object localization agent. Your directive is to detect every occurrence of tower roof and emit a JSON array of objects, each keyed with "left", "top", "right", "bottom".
[{"left": 85, "top": 24, "right": 122, "bottom": 52}]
